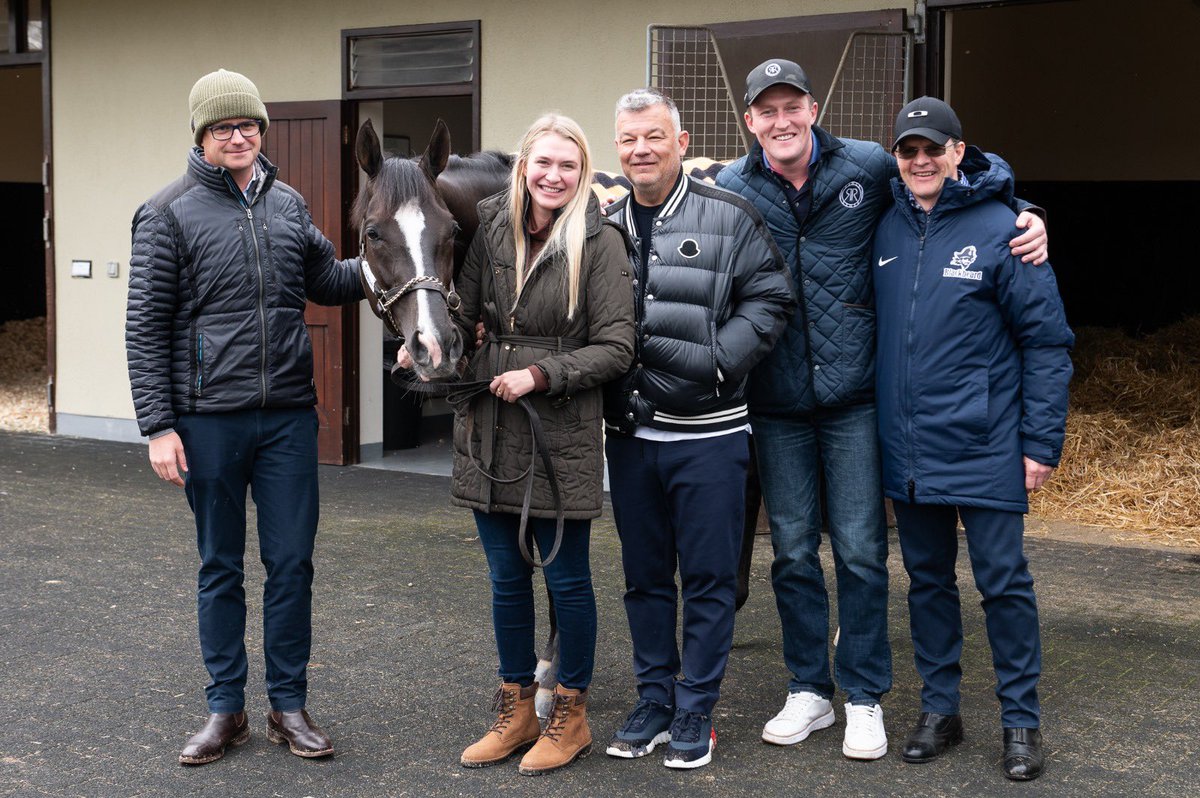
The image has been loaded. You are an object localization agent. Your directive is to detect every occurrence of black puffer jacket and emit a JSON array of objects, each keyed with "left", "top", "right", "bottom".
[
  {"left": 450, "top": 190, "right": 635, "bottom": 518},
  {"left": 126, "top": 149, "right": 362, "bottom": 437},
  {"left": 603, "top": 173, "right": 795, "bottom": 434}
]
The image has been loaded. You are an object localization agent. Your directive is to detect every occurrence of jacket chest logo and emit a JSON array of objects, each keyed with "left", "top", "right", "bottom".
[
  {"left": 677, "top": 238, "right": 701, "bottom": 258},
  {"left": 838, "top": 181, "right": 864, "bottom": 209},
  {"left": 943, "top": 245, "right": 982, "bottom": 280}
]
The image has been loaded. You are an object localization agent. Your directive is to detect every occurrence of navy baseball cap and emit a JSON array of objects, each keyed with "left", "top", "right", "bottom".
[{"left": 745, "top": 59, "right": 813, "bottom": 106}]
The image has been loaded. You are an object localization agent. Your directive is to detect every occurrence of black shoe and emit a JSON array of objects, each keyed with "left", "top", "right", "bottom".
[
  {"left": 901, "top": 712, "right": 964, "bottom": 763},
  {"left": 1003, "top": 727, "right": 1044, "bottom": 781}
]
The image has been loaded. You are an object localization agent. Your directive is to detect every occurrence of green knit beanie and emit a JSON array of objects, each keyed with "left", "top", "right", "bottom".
[{"left": 188, "top": 69, "right": 270, "bottom": 145}]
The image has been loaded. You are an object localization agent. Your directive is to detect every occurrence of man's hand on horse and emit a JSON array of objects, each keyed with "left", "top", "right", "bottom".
[
  {"left": 1010, "top": 212, "right": 1048, "bottom": 265},
  {"left": 149, "top": 431, "right": 188, "bottom": 487},
  {"left": 490, "top": 370, "right": 535, "bottom": 403}
]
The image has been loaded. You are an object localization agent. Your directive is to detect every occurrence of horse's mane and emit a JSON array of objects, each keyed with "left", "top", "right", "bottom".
[{"left": 352, "top": 150, "right": 515, "bottom": 229}]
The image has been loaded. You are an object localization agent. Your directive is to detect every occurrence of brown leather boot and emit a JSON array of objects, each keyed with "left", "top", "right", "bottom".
[
  {"left": 266, "top": 709, "right": 334, "bottom": 758},
  {"left": 518, "top": 684, "right": 592, "bottom": 775},
  {"left": 178, "top": 711, "right": 250, "bottom": 765},
  {"left": 460, "top": 682, "right": 542, "bottom": 768}
]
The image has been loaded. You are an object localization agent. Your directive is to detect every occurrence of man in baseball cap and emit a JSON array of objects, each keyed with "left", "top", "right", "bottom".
[
  {"left": 874, "top": 94, "right": 1069, "bottom": 780},
  {"left": 715, "top": 61, "right": 1050, "bottom": 763}
]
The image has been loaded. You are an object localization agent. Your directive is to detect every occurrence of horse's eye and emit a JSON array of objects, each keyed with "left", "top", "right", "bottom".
[
  {"left": 365, "top": 227, "right": 380, "bottom": 242},
  {"left": 450, "top": 223, "right": 462, "bottom": 238}
]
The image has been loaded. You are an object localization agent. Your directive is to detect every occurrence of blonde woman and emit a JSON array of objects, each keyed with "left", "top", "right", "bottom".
[{"left": 450, "top": 114, "right": 634, "bottom": 774}]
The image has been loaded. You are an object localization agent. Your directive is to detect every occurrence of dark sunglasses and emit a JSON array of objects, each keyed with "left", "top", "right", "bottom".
[{"left": 894, "top": 142, "right": 954, "bottom": 160}]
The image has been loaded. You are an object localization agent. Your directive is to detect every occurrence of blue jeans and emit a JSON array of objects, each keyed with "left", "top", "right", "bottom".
[
  {"left": 605, "top": 432, "right": 749, "bottom": 716},
  {"left": 473, "top": 511, "right": 596, "bottom": 690},
  {"left": 176, "top": 408, "right": 319, "bottom": 713},
  {"left": 751, "top": 404, "right": 891, "bottom": 705},
  {"left": 894, "top": 502, "right": 1041, "bottom": 728}
]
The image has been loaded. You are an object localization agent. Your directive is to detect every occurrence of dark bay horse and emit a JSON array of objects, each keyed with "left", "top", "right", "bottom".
[{"left": 353, "top": 118, "right": 511, "bottom": 381}]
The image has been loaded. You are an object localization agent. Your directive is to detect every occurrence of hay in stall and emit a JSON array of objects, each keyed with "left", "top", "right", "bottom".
[
  {"left": 0, "top": 317, "right": 48, "bottom": 433},
  {"left": 1030, "top": 317, "right": 1200, "bottom": 546}
]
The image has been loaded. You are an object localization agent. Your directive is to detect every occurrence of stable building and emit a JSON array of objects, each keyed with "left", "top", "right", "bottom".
[{"left": 4, "top": 0, "right": 1197, "bottom": 464}]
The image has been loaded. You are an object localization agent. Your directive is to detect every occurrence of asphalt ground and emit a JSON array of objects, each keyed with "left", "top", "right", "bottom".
[{"left": 1, "top": 431, "right": 1198, "bottom": 798}]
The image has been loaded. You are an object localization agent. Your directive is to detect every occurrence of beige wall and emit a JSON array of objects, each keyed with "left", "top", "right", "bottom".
[
  {"left": 49, "top": 0, "right": 885, "bottom": 432},
  {"left": 0, "top": 67, "right": 42, "bottom": 183}
]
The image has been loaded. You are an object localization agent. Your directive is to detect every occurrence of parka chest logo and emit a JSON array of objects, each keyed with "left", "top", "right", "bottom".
[
  {"left": 943, "top": 245, "right": 982, "bottom": 281},
  {"left": 839, "top": 181, "right": 864, "bottom": 209},
  {"left": 677, "top": 238, "right": 701, "bottom": 259}
]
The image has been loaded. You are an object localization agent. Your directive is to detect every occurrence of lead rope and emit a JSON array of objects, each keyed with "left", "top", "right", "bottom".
[{"left": 390, "top": 366, "right": 564, "bottom": 569}]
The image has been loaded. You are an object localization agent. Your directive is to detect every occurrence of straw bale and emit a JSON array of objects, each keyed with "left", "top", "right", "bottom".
[{"left": 1030, "top": 318, "right": 1200, "bottom": 546}]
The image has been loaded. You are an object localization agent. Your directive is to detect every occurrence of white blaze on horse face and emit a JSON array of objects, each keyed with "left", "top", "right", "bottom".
[{"left": 393, "top": 201, "right": 444, "bottom": 368}]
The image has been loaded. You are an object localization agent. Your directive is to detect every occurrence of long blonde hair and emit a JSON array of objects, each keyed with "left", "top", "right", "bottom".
[{"left": 508, "top": 114, "right": 593, "bottom": 320}]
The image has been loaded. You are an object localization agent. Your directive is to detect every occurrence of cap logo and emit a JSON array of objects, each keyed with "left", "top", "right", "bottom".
[
  {"left": 765, "top": 63, "right": 781, "bottom": 77},
  {"left": 907, "top": 110, "right": 929, "bottom": 118}
]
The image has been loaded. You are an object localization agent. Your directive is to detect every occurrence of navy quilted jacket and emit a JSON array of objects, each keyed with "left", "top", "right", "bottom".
[
  {"left": 872, "top": 148, "right": 1074, "bottom": 512},
  {"left": 126, "top": 149, "right": 363, "bottom": 437},
  {"left": 716, "top": 127, "right": 895, "bottom": 415}
]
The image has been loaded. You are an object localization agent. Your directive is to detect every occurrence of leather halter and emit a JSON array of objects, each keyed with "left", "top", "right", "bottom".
[{"left": 359, "top": 235, "right": 461, "bottom": 340}]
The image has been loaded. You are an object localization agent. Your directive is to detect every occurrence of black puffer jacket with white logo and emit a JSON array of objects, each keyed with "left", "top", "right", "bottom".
[
  {"left": 126, "top": 149, "right": 362, "bottom": 437},
  {"left": 604, "top": 173, "right": 795, "bottom": 434}
]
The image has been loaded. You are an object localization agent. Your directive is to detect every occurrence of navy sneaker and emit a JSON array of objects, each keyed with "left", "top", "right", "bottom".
[
  {"left": 663, "top": 708, "right": 715, "bottom": 769},
  {"left": 606, "top": 698, "right": 674, "bottom": 758}
]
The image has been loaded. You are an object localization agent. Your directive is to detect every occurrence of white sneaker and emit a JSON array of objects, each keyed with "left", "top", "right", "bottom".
[
  {"left": 761, "top": 691, "right": 835, "bottom": 745},
  {"left": 842, "top": 702, "right": 887, "bottom": 760}
]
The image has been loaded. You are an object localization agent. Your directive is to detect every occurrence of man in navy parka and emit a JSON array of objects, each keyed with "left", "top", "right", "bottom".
[{"left": 871, "top": 97, "right": 1073, "bottom": 782}]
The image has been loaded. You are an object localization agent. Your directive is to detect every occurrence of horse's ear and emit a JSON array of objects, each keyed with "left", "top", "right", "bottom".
[
  {"left": 356, "top": 119, "right": 383, "bottom": 179},
  {"left": 420, "top": 119, "right": 452, "bottom": 181}
]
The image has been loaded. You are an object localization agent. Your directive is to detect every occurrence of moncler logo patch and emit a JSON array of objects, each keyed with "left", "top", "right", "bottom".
[
  {"left": 943, "top": 245, "right": 982, "bottom": 280},
  {"left": 678, "top": 239, "right": 701, "bottom": 258},
  {"left": 839, "top": 181, "right": 864, "bottom": 209},
  {"left": 765, "top": 63, "right": 781, "bottom": 76}
]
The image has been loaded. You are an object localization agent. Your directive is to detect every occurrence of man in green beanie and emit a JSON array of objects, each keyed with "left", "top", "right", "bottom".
[{"left": 126, "top": 68, "right": 364, "bottom": 765}]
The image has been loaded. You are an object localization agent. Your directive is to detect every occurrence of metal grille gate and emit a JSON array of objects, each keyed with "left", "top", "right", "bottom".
[
  {"left": 646, "top": 25, "right": 747, "bottom": 161},
  {"left": 647, "top": 25, "right": 911, "bottom": 159},
  {"left": 818, "top": 32, "right": 912, "bottom": 149}
]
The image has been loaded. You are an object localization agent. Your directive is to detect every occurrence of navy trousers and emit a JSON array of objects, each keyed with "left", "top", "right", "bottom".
[
  {"left": 605, "top": 431, "right": 749, "bottom": 716},
  {"left": 893, "top": 501, "right": 1041, "bottom": 728},
  {"left": 176, "top": 407, "right": 319, "bottom": 713}
]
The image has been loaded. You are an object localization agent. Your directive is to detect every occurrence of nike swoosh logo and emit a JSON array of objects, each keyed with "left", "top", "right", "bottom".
[{"left": 878, "top": 256, "right": 898, "bottom": 267}]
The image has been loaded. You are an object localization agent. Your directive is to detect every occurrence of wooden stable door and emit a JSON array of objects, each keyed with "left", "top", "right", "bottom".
[{"left": 262, "top": 101, "right": 358, "bottom": 464}]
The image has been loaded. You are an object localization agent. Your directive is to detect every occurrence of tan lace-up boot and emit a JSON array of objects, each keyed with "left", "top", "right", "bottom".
[
  {"left": 460, "top": 682, "right": 542, "bottom": 767},
  {"left": 518, "top": 684, "right": 592, "bottom": 775}
]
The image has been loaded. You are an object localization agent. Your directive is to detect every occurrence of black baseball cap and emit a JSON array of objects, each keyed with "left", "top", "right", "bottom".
[
  {"left": 745, "top": 59, "right": 813, "bottom": 106},
  {"left": 892, "top": 96, "right": 963, "bottom": 149}
]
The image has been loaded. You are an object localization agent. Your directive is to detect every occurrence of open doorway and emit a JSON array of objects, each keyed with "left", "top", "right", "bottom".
[
  {"left": 372, "top": 95, "right": 474, "bottom": 453},
  {"left": 0, "top": 61, "right": 48, "bottom": 433},
  {"left": 937, "top": 0, "right": 1200, "bottom": 331}
]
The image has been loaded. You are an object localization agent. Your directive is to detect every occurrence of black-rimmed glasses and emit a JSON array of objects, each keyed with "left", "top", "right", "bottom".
[{"left": 208, "top": 120, "right": 262, "bottom": 141}]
